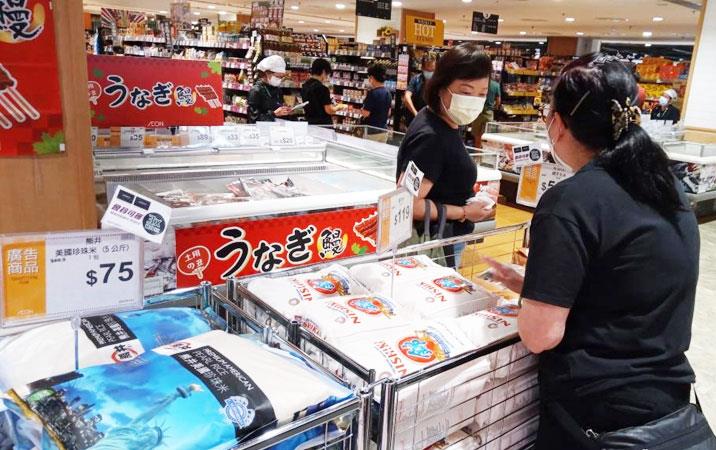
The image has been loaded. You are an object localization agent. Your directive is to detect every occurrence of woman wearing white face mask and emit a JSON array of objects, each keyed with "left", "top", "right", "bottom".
[
  {"left": 248, "top": 55, "right": 292, "bottom": 123},
  {"left": 396, "top": 42, "right": 495, "bottom": 269}
]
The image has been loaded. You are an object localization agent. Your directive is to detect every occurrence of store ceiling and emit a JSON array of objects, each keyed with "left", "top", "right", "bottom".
[{"left": 82, "top": 0, "right": 702, "bottom": 42}]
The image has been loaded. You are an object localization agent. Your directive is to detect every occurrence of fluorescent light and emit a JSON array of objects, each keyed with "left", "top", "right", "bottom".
[
  {"left": 462, "top": 0, "right": 472, "bottom": 3},
  {"left": 298, "top": 20, "right": 305, "bottom": 23},
  {"left": 193, "top": 11, "right": 200, "bottom": 16},
  {"left": 538, "top": 41, "right": 545, "bottom": 44},
  {"left": 642, "top": 31, "right": 653, "bottom": 37},
  {"left": 471, "top": 31, "right": 478, "bottom": 34},
  {"left": 290, "top": 5, "right": 299, "bottom": 10},
  {"left": 576, "top": 31, "right": 584, "bottom": 36},
  {"left": 565, "top": 17, "right": 575, "bottom": 22},
  {"left": 519, "top": 31, "right": 527, "bottom": 35},
  {"left": 336, "top": 3, "right": 346, "bottom": 9},
  {"left": 313, "top": 29, "right": 319, "bottom": 32},
  {"left": 392, "top": 1, "right": 402, "bottom": 6},
  {"left": 495, "top": 41, "right": 502, "bottom": 44},
  {"left": 498, "top": 18, "right": 504, "bottom": 22},
  {"left": 218, "top": 11, "right": 228, "bottom": 15},
  {"left": 207, "top": 5, "right": 215, "bottom": 9},
  {"left": 158, "top": 10, "right": 168, "bottom": 14},
  {"left": 339, "top": 29, "right": 345, "bottom": 32},
  {"left": 645, "top": 43, "right": 652, "bottom": 47},
  {"left": 653, "top": 16, "right": 664, "bottom": 22},
  {"left": 442, "top": 19, "right": 447, "bottom": 23}
]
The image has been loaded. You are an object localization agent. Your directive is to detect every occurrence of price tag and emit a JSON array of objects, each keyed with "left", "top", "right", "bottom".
[
  {"left": 401, "top": 160, "right": 424, "bottom": 197},
  {"left": 189, "top": 126, "right": 212, "bottom": 146},
  {"left": 239, "top": 126, "right": 261, "bottom": 146},
  {"left": 512, "top": 144, "right": 543, "bottom": 168},
  {"left": 0, "top": 230, "right": 143, "bottom": 327},
  {"left": 516, "top": 162, "right": 572, "bottom": 207},
  {"left": 215, "top": 126, "right": 242, "bottom": 147},
  {"left": 377, "top": 188, "right": 413, "bottom": 253},
  {"left": 269, "top": 126, "right": 296, "bottom": 147},
  {"left": 101, "top": 186, "right": 172, "bottom": 244},
  {"left": 90, "top": 127, "right": 98, "bottom": 149},
  {"left": 120, "top": 127, "right": 145, "bottom": 148}
]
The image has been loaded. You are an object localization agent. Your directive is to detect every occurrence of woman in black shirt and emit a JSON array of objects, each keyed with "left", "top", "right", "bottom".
[
  {"left": 301, "top": 58, "right": 346, "bottom": 125},
  {"left": 396, "top": 43, "right": 495, "bottom": 267},
  {"left": 487, "top": 54, "right": 701, "bottom": 448}
]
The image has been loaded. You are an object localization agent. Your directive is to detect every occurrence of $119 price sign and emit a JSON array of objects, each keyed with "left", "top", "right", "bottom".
[
  {"left": 377, "top": 188, "right": 413, "bottom": 253},
  {"left": 0, "top": 230, "right": 144, "bottom": 327}
]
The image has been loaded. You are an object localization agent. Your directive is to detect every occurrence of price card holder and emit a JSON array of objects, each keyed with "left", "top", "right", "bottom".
[
  {"left": 376, "top": 188, "right": 413, "bottom": 254},
  {"left": 512, "top": 144, "right": 543, "bottom": 168},
  {"left": 189, "top": 126, "right": 212, "bottom": 146},
  {"left": 120, "top": 127, "right": 146, "bottom": 148},
  {"left": 239, "top": 125, "right": 262, "bottom": 146},
  {"left": 269, "top": 125, "right": 296, "bottom": 147},
  {"left": 516, "top": 163, "right": 572, "bottom": 207},
  {"left": 0, "top": 230, "right": 144, "bottom": 328},
  {"left": 213, "top": 126, "right": 242, "bottom": 148},
  {"left": 90, "top": 127, "right": 98, "bottom": 149}
]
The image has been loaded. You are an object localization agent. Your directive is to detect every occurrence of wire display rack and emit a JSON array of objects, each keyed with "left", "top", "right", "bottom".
[{"left": 223, "top": 223, "right": 539, "bottom": 450}]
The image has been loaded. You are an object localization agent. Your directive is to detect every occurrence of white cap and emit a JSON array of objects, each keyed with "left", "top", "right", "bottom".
[
  {"left": 664, "top": 89, "right": 678, "bottom": 100},
  {"left": 256, "top": 55, "right": 286, "bottom": 74}
]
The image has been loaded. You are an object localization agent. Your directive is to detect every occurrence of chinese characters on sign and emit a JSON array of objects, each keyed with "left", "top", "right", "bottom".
[
  {"left": 86, "top": 55, "right": 223, "bottom": 127},
  {"left": 250, "top": 0, "right": 284, "bottom": 29},
  {"left": 102, "top": 186, "right": 172, "bottom": 244},
  {"left": 175, "top": 208, "right": 377, "bottom": 287},
  {"left": 0, "top": 0, "right": 64, "bottom": 156},
  {"left": 356, "top": 0, "right": 391, "bottom": 20},
  {"left": 471, "top": 12, "right": 500, "bottom": 34},
  {"left": 516, "top": 162, "right": 573, "bottom": 208}
]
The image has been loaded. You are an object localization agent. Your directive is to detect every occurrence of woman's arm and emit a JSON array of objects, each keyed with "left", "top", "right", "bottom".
[{"left": 398, "top": 172, "right": 491, "bottom": 222}]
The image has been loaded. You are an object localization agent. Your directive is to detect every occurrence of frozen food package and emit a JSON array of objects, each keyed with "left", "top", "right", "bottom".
[
  {"left": 0, "top": 307, "right": 218, "bottom": 391},
  {"left": 245, "top": 264, "right": 368, "bottom": 321},
  {"left": 4, "top": 330, "right": 352, "bottom": 450},
  {"left": 453, "top": 303, "right": 521, "bottom": 348}
]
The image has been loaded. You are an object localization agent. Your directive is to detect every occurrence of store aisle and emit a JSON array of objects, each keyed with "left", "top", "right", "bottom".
[{"left": 688, "top": 220, "right": 716, "bottom": 423}]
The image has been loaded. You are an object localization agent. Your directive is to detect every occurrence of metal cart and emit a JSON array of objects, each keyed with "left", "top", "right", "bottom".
[{"left": 223, "top": 223, "right": 539, "bottom": 450}]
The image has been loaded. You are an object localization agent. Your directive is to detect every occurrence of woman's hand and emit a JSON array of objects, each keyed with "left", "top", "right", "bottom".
[
  {"left": 464, "top": 199, "right": 495, "bottom": 222},
  {"left": 274, "top": 106, "right": 292, "bottom": 117},
  {"left": 483, "top": 256, "right": 524, "bottom": 294}
]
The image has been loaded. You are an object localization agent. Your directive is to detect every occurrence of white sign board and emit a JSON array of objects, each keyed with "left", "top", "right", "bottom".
[
  {"left": 377, "top": 188, "right": 414, "bottom": 253},
  {"left": 269, "top": 126, "right": 296, "bottom": 147},
  {"left": 102, "top": 186, "right": 172, "bottom": 244},
  {"left": 516, "top": 163, "right": 572, "bottom": 208},
  {"left": 240, "top": 126, "right": 262, "bottom": 146},
  {"left": 189, "top": 126, "right": 212, "bottom": 146},
  {"left": 0, "top": 230, "right": 143, "bottom": 327},
  {"left": 512, "top": 144, "right": 543, "bottom": 168},
  {"left": 401, "top": 160, "right": 424, "bottom": 197},
  {"left": 120, "top": 127, "right": 146, "bottom": 148},
  {"left": 684, "top": 0, "right": 716, "bottom": 131}
]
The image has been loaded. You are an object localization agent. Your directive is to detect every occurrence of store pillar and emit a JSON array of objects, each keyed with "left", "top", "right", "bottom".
[
  {"left": 0, "top": 0, "right": 96, "bottom": 233},
  {"left": 683, "top": 0, "right": 716, "bottom": 143}
]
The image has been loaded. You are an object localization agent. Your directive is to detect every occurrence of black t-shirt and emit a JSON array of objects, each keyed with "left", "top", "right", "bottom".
[
  {"left": 522, "top": 160, "right": 698, "bottom": 400},
  {"left": 247, "top": 80, "right": 282, "bottom": 123},
  {"left": 396, "top": 109, "right": 477, "bottom": 235},
  {"left": 363, "top": 86, "right": 392, "bottom": 129},
  {"left": 651, "top": 104, "right": 681, "bottom": 123},
  {"left": 301, "top": 78, "right": 333, "bottom": 125}
]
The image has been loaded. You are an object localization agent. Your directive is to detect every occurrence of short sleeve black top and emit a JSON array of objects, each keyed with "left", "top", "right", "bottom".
[
  {"left": 363, "top": 86, "right": 392, "bottom": 129},
  {"left": 301, "top": 78, "right": 333, "bottom": 125},
  {"left": 247, "top": 80, "right": 282, "bottom": 123},
  {"left": 651, "top": 104, "right": 681, "bottom": 123},
  {"left": 521, "top": 160, "right": 699, "bottom": 400},
  {"left": 396, "top": 109, "right": 477, "bottom": 235},
  {"left": 407, "top": 74, "right": 427, "bottom": 112}
]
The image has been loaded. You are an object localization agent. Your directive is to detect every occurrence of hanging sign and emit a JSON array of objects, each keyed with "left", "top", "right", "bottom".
[
  {"left": 250, "top": 0, "right": 285, "bottom": 29},
  {"left": 86, "top": 55, "right": 223, "bottom": 128},
  {"left": 0, "top": 0, "right": 64, "bottom": 156},
  {"left": 404, "top": 15, "right": 444, "bottom": 46},
  {"left": 102, "top": 186, "right": 172, "bottom": 244},
  {"left": 377, "top": 188, "right": 413, "bottom": 253},
  {"left": 516, "top": 163, "right": 572, "bottom": 208},
  {"left": 174, "top": 207, "right": 377, "bottom": 286},
  {"left": 471, "top": 12, "right": 500, "bottom": 34},
  {"left": 1, "top": 230, "right": 143, "bottom": 327},
  {"left": 100, "top": 8, "right": 146, "bottom": 29},
  {"left": 356, "top": 0, "right": 391, "bottom": 20}
]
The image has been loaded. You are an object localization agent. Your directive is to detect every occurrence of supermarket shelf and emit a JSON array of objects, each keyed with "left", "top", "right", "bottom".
[
  {"left": 223, "top": 104, "right": 248, "bottom": 115},
  {"left": 505, "top": 68, "right": 559, "bottom": 77},
  {"left": 640, "top": 79, "right": 684, "bottom": 85},
  {"left": 222, "top": 62, "right": 252, "bottom": 70},
  {"left": 330, "top": 51, "right": 393, "bottom": 58},
  {"left": 175, "top": 40, "right": 251, "bottom": 50},
  {"left": 333, "top": 96, "right": 365, "bottom": 104},
  {"left": 504, "top": 91, "right": 539, "bottom": 97},
  {"left": 332, "top": 80, "right": 368, "bottom": 89},
  {"left": 222, "top": 83, "right": 252, "bottom": 92},
  {"left": 334, "top": 110, "right": 363, "bottom": 119},
  {"left": 501, "top": 108, "right": 539, "bottom": 116},
  {"left": 122, "top": 37, "right": 167, "bottom": 44}
]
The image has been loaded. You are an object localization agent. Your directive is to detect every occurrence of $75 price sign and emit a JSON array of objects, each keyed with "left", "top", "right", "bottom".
[{"left": 0, "top": 230, "right": 144, "bottom": 327}]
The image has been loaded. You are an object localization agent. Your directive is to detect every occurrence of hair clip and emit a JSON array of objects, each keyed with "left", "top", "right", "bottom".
[
  {"left": 611, "top": 97, "right": 641, "bottom": 140},
  {"left": 569, "top": 91, "right": 590, "bottom": 116}
]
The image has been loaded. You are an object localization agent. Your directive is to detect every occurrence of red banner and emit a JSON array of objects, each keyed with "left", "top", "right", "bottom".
[
  {"left": 0, "top": 0, "right": 64, "bottom": 156},
  {"left": 86, "top": 55, "right": 224, "bottom": 128},
  {"left": 175, "top": 207, "right": 378, "bottom": 287}
]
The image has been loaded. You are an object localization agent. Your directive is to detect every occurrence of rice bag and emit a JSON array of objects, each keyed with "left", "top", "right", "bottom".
[
  {"left": 5, "top": 330, "right": 352, "bottom": 450},
  {"left": 349, "top": 255, "right": 449, "bottom": 293},
  {"left": 453, "top": 303, "right": 521, "bottom": 349},
  {"left": 0, "top": 307, "right": 217, "bottom": 392},
  {"left": 245, "top": 264, "right": 368, "bottom": 321}
]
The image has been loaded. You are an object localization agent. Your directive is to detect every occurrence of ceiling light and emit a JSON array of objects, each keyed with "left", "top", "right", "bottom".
[
  {"left": 565, "top": 17, "right": 575, "bottom": 22},
  {"left": 498, "top": 18, "right": 504, "bottom": 22},
  {"left": 218, "top": 11, "right": 228, "bottom": 15},
  {"left": 471, "top": 31, "right": 478, "bottom": 34},
  {"left": 207, "top": 5, "right": 215, "bottom": 9},
  {"left": 298, "top": 20, "right": 305, "bottom": 23},
  {"left": 339, "top": 29, "right": 345, "bottom": 32},
  {"left": 538, "top": 41, "right": 545, "bottom": 44},
  {"left": 442, "top": 19, "right": 447, "bottom": 23},
  {"left": 653, "top": 16, "right": 664, "bottom": 22},
  {"left": 519, "top": 31, "right": 527, "bottom": 35},
  {"left": 392, "top": 1, "right": 402, "bottom": 6},
  {"left": 576, "top": 31, "right": 584, "bottom": 36},
  {"left": 462, "top": 0, "right": 472, "bottom": 3},
  {"left": 313, "top": 29, "right": 319, "bottom": 32},
  {"left": 158, "top": 10, "right": 168, "bottom": 14},
  {"left": 325, "top": 19, "right": 331, "bottom": 23},
  {"left": 495, "top": 41, "right": 502, "bottom": 44},
  {"left": 643, "top": 31, "right": 653, "bottom": 37},
  {"left": 336, "top": 3, "right": 346, "bottom": 8},
  {"left": 290, "top": 5, "right": 299, "bottom": 10},
  {"left": 193, "top": 11, "right": 200, "bottom": 16},
  {"left": 645, "top": 43, "right": 652, "bottom": 47}
]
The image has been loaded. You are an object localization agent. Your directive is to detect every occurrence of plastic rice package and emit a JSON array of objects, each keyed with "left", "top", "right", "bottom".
[
  {"left": 349, "top": 255, "right": 450, "bottom": 293},
  {"left": 3, "top": 330, "right": 352, "bottom": 450},
  {"left": 452, "top": 303, "right": 521, "bottom": 349},
  {"left": 245, "top": 264, "right": 368, "bottom": 321},
  {"left": 0, "top": 307, "right": 218, "bottom": 392}
]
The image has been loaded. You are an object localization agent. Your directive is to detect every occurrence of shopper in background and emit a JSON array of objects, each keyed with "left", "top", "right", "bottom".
[
  {"left": 396, "top": 42, "right": 495, "bottom": 268},
  {"left": 651, "top": 88, "right": 681, "bottom": 123},
  {"left": 470, "top": 77, "right": 501, "bottom": 146},
  {"left": 360, "top": 63, "right": 393, "bottom": 136},
  {"left": 247, "top": 55, "right": 292, "bottom": 123},
  {"left": 403, "top": 54, "right": 437, "bottom": 123},
  {"left": 486, "top": 54, "right": 707, "bottom": 449},
  {"left": 301, "top": 58, "right": 347, "bottom": 125}
]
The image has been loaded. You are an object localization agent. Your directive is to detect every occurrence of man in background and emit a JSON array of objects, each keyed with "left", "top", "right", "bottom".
[
  {"left": 403, "top": 54, "right": 436, "bottom": 125},
  {"left": 471, "top": 77, "right": 501, "bottom": 146},
  {"left": 651, "top": 88, "right": 681, "bottom": 123}
]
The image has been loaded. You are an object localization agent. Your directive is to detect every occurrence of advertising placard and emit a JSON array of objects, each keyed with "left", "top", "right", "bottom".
[
  {"left": 516, "top": 163, "right": 572, "bottom": 208},
  {"left": 356, "top": 0, "right": 391, "bottom": 20},
  {"left": 471, "top": 12, "right": 500, "bottom": 34},
  {"left": 404, "top": 15, "right": 444, "bottom": 46}
]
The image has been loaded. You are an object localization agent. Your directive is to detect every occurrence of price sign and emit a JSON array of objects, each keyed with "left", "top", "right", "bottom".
[
  {"left": 239, "top": 126, "right": 262, "bottom": 146},
  {"left": 377, "top": 188, "right": 413, "bottom": 253},
  {"left": 0, "top": 230, "right": 143, "bottom": 327},
  {"left": 512, "top": 144, "right": 543, "bottom": 168},
  {"left": 102, "top": 186, "right": 172, "bottom": 244},
  {"left": 401, "top": 160, "right": 424, "bottom": 197},
  {"left": 189, "top": 126, "right": 212, "bottom": 146},
  {"left": 215, "top": 126, "right": 242, "bottom": 147},
  {"left": 516, "top": 163, "right": 572, "bottom": 207},
  {"left": 269, "top": 126, "right": 296, "bottom": 147},
  {"left": 90, "top": 127, "right": 98, "bottom": 149},
  {"left": 120, "top": 127, "right": 146, "bottom": 148}
]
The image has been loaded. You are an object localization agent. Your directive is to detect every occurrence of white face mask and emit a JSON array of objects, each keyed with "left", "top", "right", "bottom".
[
  {"left": 546, "top": 116, "right": 570, "bottom": 168},
  {"left": 268, "top": 75, "right": 283, "bottom": 87},
  {"left": 441, "top": 89, "right": 486, "bottom": 126},
  {"left": 423, "top": 71, "right": 434, "bottom": 80},
  {"left": 659, "top": 96, "right": 669, "bottom": 107}
]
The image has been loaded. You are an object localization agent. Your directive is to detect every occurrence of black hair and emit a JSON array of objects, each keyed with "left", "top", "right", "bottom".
[
  {"left": 311, "top": 58, "right": 333, "bottom": 76},
  {"left": 423, "top": 42, "right": 492, "bottom": 114},
  {"left": 367, "top": 63, "right": 387, "bottom": 83},
  {"left": 552, "top": 53, "right": 681, "bottom": 216}
]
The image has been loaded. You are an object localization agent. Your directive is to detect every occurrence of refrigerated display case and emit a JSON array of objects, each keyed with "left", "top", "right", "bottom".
[{"left": 664, "top": 141, "right": 716, "bottom": 215}]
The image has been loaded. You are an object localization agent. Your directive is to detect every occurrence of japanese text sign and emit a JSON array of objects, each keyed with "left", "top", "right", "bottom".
[
  {"left": 512, "top": 144, "right": 543, "bottom": 169},
  {"left": 1, "top": 230, "right": 143, "bottom": 327},
  {"left": 401, "top": 160, "right": 424, "bottom": 197},
  {"left": 356, "top": 0, "right": 391, "bottom": 20},
  {"left": 102, "top": 186, "right": 172, "bottom": 244},
  {"left": 0, "top": 0, "right": 64, "bottom": 156},
  {"left": 404, "top": 16, "right": 444, "bottom": 46},
  {"left": 377, "top": 188, "right": 413, "bottom": 253},
  {"left": 516, "top": 163, "right": 573, "bottom": 208},
  {"left": 471, "top": 12, "right": 499, "bottom": 34},
  {"left": 86, "top": 55, "right": 223, "bottom": 128},
  {"left": 174, "top": 207, "right": 377, "bottom": 286}
]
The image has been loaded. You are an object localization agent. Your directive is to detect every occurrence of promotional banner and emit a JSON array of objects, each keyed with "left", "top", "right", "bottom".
[
  {"left": 0, "top": 0, "right": 64, "bottom": 156},
  {"left": 404, "top": 15, "right": 444, "bottom": 46},
  {"left": 87, "top": 55, "right": 223, "bottom": 128},
  {"left": 175, "top": 207, "right": 377, "bottom": 286},
  {"left": 100, "top": 8, "right": 146, "bottom": 29},
  {"left": 250, "top": 0, "right": 284, "bottom": 29},
  {"left": 471, "top": 12, "right": 499, "bottom": 34}
]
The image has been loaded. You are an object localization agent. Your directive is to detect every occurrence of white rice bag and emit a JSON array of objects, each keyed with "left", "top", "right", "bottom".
[
  {"left": 453, "top": 303, "right": 520, "bottom": 348},
  {"left": 245, "top": 264, "right": 368, "bottom": 321},
  {"left": 349, "top": 255, "right": 449, "bottom": 292}
]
